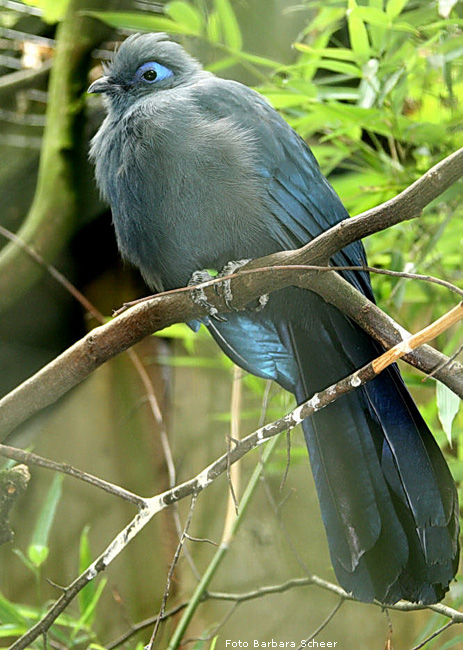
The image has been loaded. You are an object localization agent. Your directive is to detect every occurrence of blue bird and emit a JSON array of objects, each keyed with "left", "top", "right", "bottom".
[{"left": 88, "top": 33, "right": 459, "bottom": 604}]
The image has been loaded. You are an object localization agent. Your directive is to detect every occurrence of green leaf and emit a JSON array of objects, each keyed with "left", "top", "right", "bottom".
[
  {"left": 165, "top": 1, "right": 204, "bottom": 35},
  {"left": 78, "top": 526, "right": 95, "bottom": 621},
  {"left": 154, "top": 322, "right": 200, "bottom": 341},
  {"left": 22, "top": 0, "right": 70, "bottom": 23},
  {"left": 262, "top": 92, "right": 309, "bottom": 109},
  {"left": 293, "top": 44, "right": 356, "bottom": 61},
  {"left": 213, "top": 0, "right": 242, "bottom": 50},
  {"left": 440, "top": 636, "right": 463, "bottom": 650},
  {"left": 317, "top": 59, "right": 362, "bottom": 77},
  {"left": 436, "top": 381, "right": 461, "bottom": 445},
  {"left": 386, "top": 0, "right": 410, "bottom": 19},
  {"left": 356, "top": 6, "right": 390, "bottom": 27},
  {"left": 73, "top": 578, "right": 107, "bottom": 637},
  {"left": 207, "top": 11, "right": 221, "bottom": 43},
  {"left": 0, "top": 592, "right": 28, "bottom": 626},
  {"left": 85, "top": 11, "right": 196, "bottom": 35},
  {"left": 27, "top": 544, "right": 49, "bottom": 567},
  {"left": 228, "top": 50, "right": 281, "bottom": 69},
  {"left": 28, "top": 473, "right": 63, "bottom": 567},
  {"left": 347, "top": 0, "right": 370, "bottom": 64},
  {"left": 0, "top": 624, "right": 28, "bottom": 637}
]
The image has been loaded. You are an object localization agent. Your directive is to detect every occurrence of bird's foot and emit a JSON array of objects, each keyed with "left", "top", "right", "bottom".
[
  {"left": 188, "top": 269, "right": 227, "bottom": 321},
  {"left": 218, "top": 259, "right": 269, "bottom": 312}
]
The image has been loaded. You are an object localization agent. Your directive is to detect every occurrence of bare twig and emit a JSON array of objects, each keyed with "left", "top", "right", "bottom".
[
  {"left": 297, "top": 597, "right": 345, "bottom": 650},
  {"left": 0, "top": 444, "right": 144, "bottom": 507},
  {"left": 207, "top": 576, "right": 463, "bottom": 622},
  {"left": 106, "top": 602, "right": 189, "bottom": 650},
  {"left": 183, "top": 602, "right": 239, "bottom": 647},
  {"left": 411, "top": 620, "right": 456, "bottom": 650},
  {"left": 147, "top": 494, "right": 197, "bottom": 649},
  {"left": 224, "top": 366, "right": 243, "bottom": 531}
]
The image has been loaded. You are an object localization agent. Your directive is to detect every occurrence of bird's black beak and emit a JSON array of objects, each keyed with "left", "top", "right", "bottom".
[{"left": 87, "top": 76, "right": 112, "bottom": 94}]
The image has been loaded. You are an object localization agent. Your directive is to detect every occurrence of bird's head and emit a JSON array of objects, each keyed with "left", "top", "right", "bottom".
[{"left": 88, "top": 33, "right": 204, "bottom": 110}]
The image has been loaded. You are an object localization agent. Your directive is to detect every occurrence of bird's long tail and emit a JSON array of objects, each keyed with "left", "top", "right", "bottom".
[{"left": 289, "top": 305, "right": 459, "bottom": 604}]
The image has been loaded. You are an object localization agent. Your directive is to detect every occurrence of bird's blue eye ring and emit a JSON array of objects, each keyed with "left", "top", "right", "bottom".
[{"left": 136, "top": 61, "right": 173, "bottom": 84}]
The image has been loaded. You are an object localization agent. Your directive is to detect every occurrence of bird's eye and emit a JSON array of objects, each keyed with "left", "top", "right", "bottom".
[
  {"left": 142, "top": 69, "right": 157, "bottom": 82},
  {"left": 135, "top": 61, "right": 173, "bottom": 85}
]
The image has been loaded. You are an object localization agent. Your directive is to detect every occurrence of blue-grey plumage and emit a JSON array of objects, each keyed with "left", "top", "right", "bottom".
[{"left": 89, "top": 32, "right": 459, "bottom": 605}]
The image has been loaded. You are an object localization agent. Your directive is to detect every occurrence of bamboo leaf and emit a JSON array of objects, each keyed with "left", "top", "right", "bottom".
[
  {"left": 347, "top": 0, "right": 370, "bottom": 64},
  {"left": 356, "top": 6, "right": 390, "bottom": 26},
  {"left": 436, "top": 381, "right": 461, "bottom": 446},
  {"left": 317, "top": 59, "right": 362, "bottom": 77},
  {"left": 207, "top": 11, "right": 221, "bottom": 43},
  {"left": 165, "top": 1, "right": 204, "bottom": 35},
  {"left": 85, "top": 11, "right": 196, "bottom": 35},
  {"left": 22, "top": 0, "right": 70, "bottom": 23},
  {"left": 293, "top": 44, "right": 357, "bottom": 61},
  {"left": 386, "top": 0, "right": 410, "bottom": 19},
  {"left": 213, "top": 0, "right": 242, "bottom": 50},
  {"left": 78, "top": 526, "right": 95, "bottom": 621},
  {"left": 28, "top": 473, "right": 63, "bottom": 568}
]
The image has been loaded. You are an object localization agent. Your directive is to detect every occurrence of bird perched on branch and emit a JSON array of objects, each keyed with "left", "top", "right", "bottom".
[{"left": 88, "top": 32, "right": 459, "bottom": 604}]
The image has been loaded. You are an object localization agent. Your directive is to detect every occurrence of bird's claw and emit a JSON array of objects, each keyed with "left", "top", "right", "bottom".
[
  {"left": 188, "top": 270, "right": 227, "bottom": 321},
  {"left": 188, "top": 259, "right": 269, "bottom": 318},
  {"left": 218, "top": 259, "right": 269, "bottom": 312}
]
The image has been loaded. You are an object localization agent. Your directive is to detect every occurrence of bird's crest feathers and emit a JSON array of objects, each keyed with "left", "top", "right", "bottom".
[{"left": 107, "top": 32, "right": 203, "bottom": 82}]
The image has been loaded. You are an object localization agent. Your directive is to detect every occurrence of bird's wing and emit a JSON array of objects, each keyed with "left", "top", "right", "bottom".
[
  {"left": 194, "top": 77, "right": 458, "bottom": 604},
  {"left": 194, "top": 76, "right": 372, "bottom": 298}
]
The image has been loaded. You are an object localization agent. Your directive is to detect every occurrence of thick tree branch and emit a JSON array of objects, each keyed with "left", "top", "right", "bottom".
[
  {"left": 1, "top": 150, "right": 463, "bottom": 438},
  {"left": 6, "top": 302, "right": 462, "bottom": 650}
]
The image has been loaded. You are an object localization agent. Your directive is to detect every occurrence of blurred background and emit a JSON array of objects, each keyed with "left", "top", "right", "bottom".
[{"left": 0, "top": 0, "right": 463, "bottom": 648}]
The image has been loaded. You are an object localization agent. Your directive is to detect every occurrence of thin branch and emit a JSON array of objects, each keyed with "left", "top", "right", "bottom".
[
  {"left": 411, "top": 620, "right": 456, "bottom": 650},
  {"left": 165, "top": 436, "right": 282, "bottom": 650},
  {"left": 427, "top": 340, "right": 463, "bottom": 379},
  {"left": 147, "top": 494, "right": 197, "bottom": 649},
  {"left": 117, "top": 263, "right": 463, "bottom": 310},
  {"left": 0, "top": 444, "right": 144, "bottom": 507},
  {"left": 224, "top": 365, "right": 243, "bottom": 530},
  {"left": 183, "top": 602, "right": 239, "bottom": 647},
  {"left": 126, "top": 348, "right": 200, "bottom": 578},
  {"left": 207, "top": 576, "right": 463, "bottom": 622},
  {"left": 184, "top": 533, "right": 218, "bottom": 546},
  {"left": 106, "top": 602, "right": 189, "bottom": 650},
  {"left": 297, "top": 597, "right": 345, "bottom": 650}
]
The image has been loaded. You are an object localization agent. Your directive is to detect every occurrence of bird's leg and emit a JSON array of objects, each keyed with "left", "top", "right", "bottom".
[
  {"left": 187, "top": 269, "right": 227, "bottom": 321},
  {"left": 218, "top": 259, "right": 269, "bottom": 312}
]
